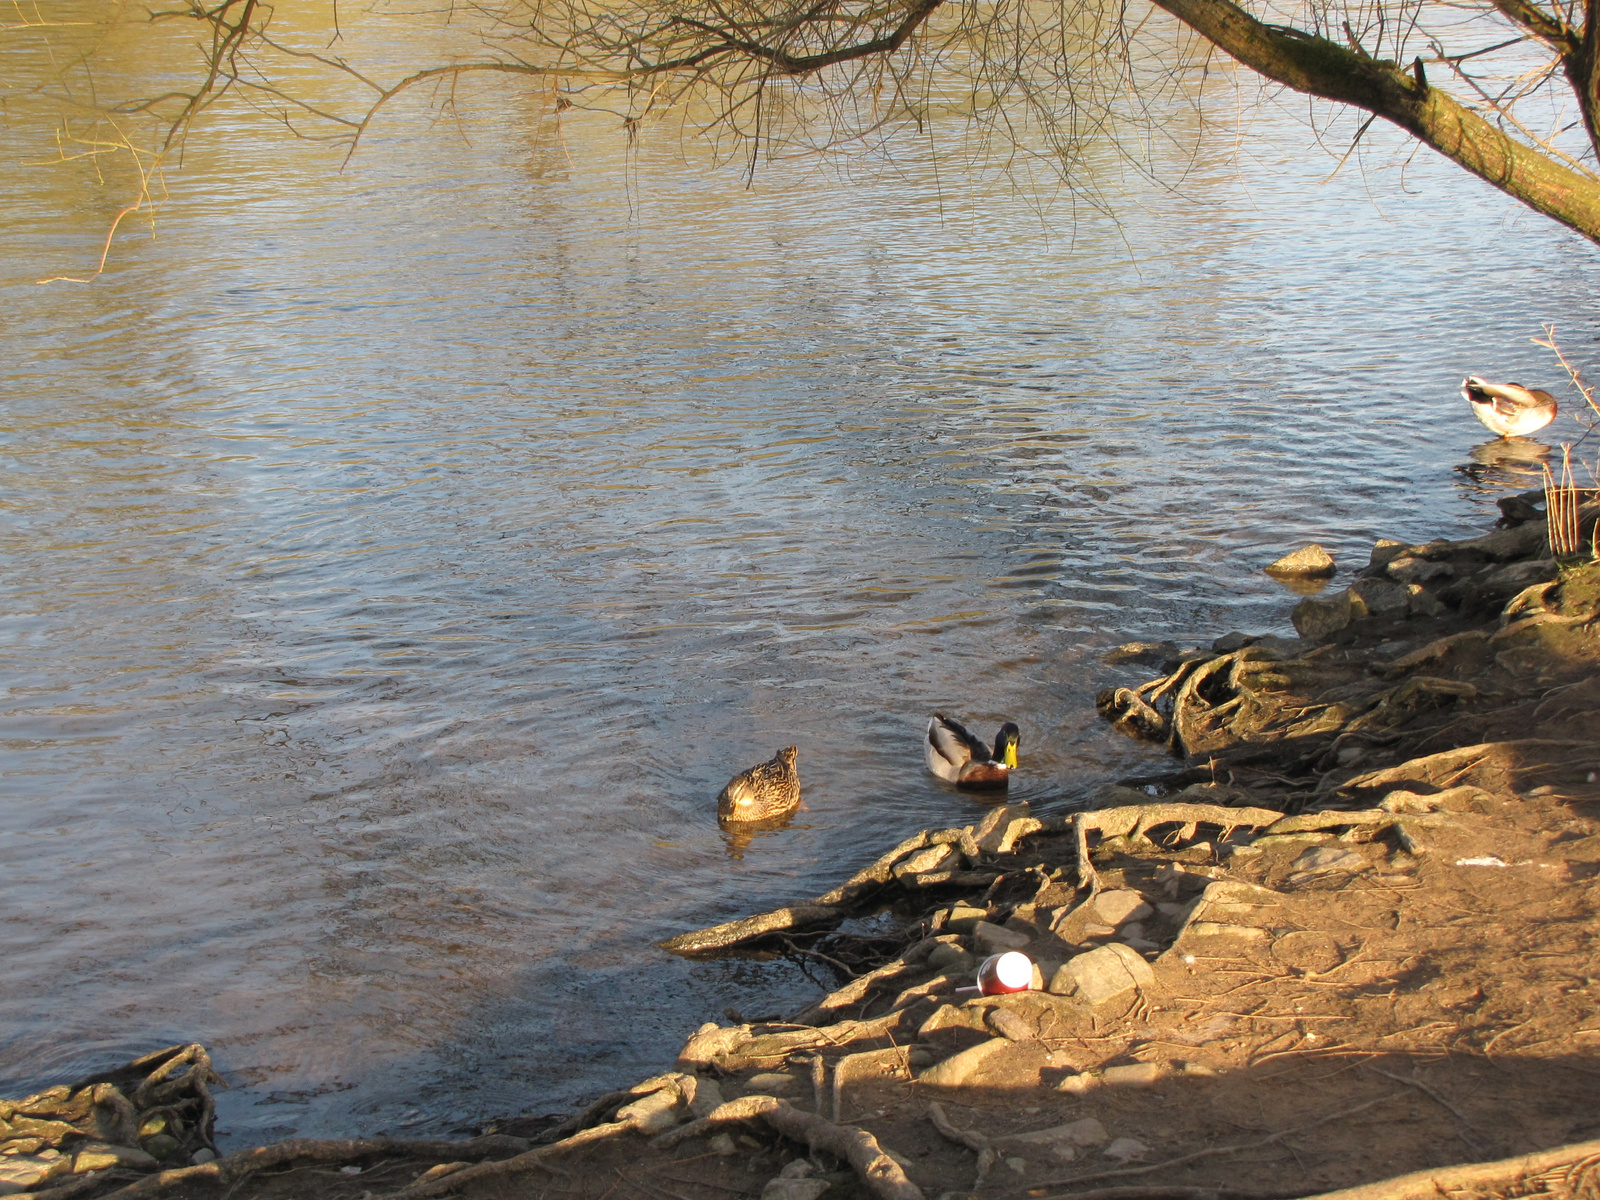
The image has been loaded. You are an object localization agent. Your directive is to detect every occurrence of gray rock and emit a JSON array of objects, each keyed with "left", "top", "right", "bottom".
[
  {"left": 1009, "top": 1116, "right": 1108, "bottom": 1147},
  {"left": 1350, "top": 576, "right": 1410, "bottom": 617},
  {"left": 1369, "top": 539, "right": 1409, "bottom": 570},
  {"left": 710, "top": 1133, "right": 737, "bottom": 1155},
  {"left": 1105, "top": 640, "right": 1181, "bottom": 668},
  {"left": 1247, "top": 634, "right": 1303, "bottom": 660},
  {"left": 1406, "top": 585, "right": 1448, "bottom": 617},
  {"left": 1103, "top": 1137, "right": 1151, "bottom": 1162},
  {"left": 1266, "top": 544, "right": 1336, "bottom": 577},
  {"left": 986, "top": 1007, "right": 1037, "bottom": 1042},
  {"left": 1186, "top": 922, "right": 1268, "bottom": 943},
  {"left": 1093, "top": 889, "right": 1153, "bottom": 926},
  {"left": 942, "top": 904, "right": 989, "bottom": 934},
  {"left": 744, "top": 1072, "right": 799, "bottom": 1096},
  {"left": 917, "top": 1038, "right": 1009, "bottom": 1086},
  {"left": 690, "top": 1078, "right": 726, "bottom": 1119},
  {"left": 927, "top": 942, "right": 974, "bottom": 973},
  {"left": 1293, "top": 846, "right": 1367, "bottom": 874},
  {"left": 1048, "top": 943, "right": 1156, "bottom": 1005},
  {"left": 1484, "top": 558, "right": 1558, "bottom": 587},
  {"left": 1101, "top": 1062, "right": 1164, "bottom": 1086},
  {"left": 895, "top": 844, "right": 960, "bottom": 879},
  {"left": 761, "top": 1175, "right": 828, "bottom": 1200},
  {"left": 191, "top": 1149, "right": 218, "bottom": 1165},
  {"left": 974, "top": 920, "right": 1032, "bottom": 954},
  {"left": 1292, "top": 589, "right": 1358, "bottom": 641},
  {"left": 1211, "top": 631, "right": 1253, "bottom": 653},
  {"left": 1387, "top": 556, "right": 1454, "bottom": 584}
]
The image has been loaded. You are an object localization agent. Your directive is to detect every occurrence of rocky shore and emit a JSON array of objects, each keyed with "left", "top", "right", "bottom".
[{"left": 7, "top": 493, "right": 1600, "bottom": 1200}]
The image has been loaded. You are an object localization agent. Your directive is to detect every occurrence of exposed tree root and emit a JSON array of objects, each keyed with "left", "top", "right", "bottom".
[
  {"left": 653, "top": 1095, "right": 923, "bottom": 1200},
  {"left": 1298, "top": 1136, "right": 1600, "bottom": 1200}
]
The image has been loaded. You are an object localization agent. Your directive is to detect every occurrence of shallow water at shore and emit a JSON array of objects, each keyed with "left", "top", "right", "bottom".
[{"left": 3, "top": 22, "right": 1600, "bottom": 1143}]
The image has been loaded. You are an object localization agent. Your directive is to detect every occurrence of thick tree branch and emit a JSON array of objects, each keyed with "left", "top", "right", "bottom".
[{"left": 1148, "top": 0, "right": 1600, "bottom": 242}]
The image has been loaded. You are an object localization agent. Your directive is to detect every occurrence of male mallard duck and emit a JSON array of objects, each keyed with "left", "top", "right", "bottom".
[
  {"left": 925, "top": 714, "right": 1019, "bottom": 790},
  {"left": 1463, "top": 376, "right": 1558, "bottom": 438},
  {"left": 717, "top": 746, "right": 800, "bottom": 824}
]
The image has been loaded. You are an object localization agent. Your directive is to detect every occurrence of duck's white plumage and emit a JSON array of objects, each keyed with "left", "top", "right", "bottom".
[{"left": 1462, "top": 376, "right": 1558, "bottom": 438}]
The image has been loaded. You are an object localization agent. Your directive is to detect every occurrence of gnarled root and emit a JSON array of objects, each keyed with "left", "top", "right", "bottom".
[{"left": 655, "top": 1095, "right": 924, "bottom": 1200}]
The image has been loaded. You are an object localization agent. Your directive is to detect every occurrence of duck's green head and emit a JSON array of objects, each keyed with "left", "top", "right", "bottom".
[{"left": 996, "top": 722, "right": 1020, "bottom": 769}]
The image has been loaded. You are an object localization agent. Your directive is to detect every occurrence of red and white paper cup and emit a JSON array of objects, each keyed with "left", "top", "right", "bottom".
[{"left": 975, "top": 950, "right": 1033, "bottom": 995}]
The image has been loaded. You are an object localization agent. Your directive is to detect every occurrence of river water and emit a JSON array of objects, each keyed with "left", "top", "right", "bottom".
[{"left": 2, "top": 14, "right": 1599, "bottom": 1145}]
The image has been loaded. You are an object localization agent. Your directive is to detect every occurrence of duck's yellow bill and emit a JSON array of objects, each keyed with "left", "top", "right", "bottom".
[{"left": 1003, "top": 744, "right": 1018, "bottom": 768}]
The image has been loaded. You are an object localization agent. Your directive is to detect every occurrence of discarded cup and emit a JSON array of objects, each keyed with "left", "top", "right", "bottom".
[{"left": 976, "top": 950, "right": 1033, "bottom": 995}]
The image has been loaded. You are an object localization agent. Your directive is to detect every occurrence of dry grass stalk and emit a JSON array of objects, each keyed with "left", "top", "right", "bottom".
[
  {"left": 1532, "top": 326, "right": 1600, "bottom": 426},
  {"left": 1543, "top": 445, "right": 1581, "bottom": 559}
]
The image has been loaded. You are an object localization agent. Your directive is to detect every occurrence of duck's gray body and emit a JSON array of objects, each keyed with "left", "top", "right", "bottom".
[
  {"left": 717, "top": 746, "right": 800, "bottom": 823},
  {"left": 1462, "top": 376, "right": 1558, "bottom": 438}
]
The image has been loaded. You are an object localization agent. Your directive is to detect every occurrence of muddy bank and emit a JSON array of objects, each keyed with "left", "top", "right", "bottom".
[{"left": 7, "top": 497, "right": 1600, "bottom": 1200}]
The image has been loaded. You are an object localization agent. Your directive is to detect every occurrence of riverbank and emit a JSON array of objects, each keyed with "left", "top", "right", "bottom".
[{"left": 7, "top": 495, "right": 1600, "bottom": 1200}]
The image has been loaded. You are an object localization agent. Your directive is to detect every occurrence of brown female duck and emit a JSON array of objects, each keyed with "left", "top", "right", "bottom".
[{"left": 717, "top": 746, "right": 801, "bottom": 824}]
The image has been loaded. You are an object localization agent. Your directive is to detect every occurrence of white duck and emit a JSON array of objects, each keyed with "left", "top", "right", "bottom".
[{"left": 1462, "top": 376, "right": 1558, "bottom": 438}]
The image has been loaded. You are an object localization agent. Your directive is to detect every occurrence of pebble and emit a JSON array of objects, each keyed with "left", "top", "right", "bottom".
[
  {"left": 1186, "top": 922, "right": 1268, "bottom": 943},
  {"left": 709, "top": 1133, "right": 737, "bottom": 1155},
  {"left": 998, "top": 1116, "right": 1108, "bottom": 1151}
]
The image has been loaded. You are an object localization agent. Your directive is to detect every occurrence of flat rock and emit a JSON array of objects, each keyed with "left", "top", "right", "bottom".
[
  {"left": 917, "top": 1038, "right": 1010, "bottom": 1087},
  {"left": 1266, "top": 544, "right": 1336, "bottom": 577},
  {"left": 997, "top": 1116, "right": 1109, "bottom": 1154},
  {"left": 1103, "top": 1136, "right": 1151, "bottom": 1162},
  {"left": 1048, "top": 943, "right": 1156, "bottom": 1005},
  {"left": 927, "top": 942, "right": 974, "bottom": 972},
  {"left": 743, "top": 1073, "right": 798, "bottom": 1096},
  {"left": 974, "top": 921, "right": 1032, "bottom": 954},
  {"left": 1186, "top": 922, "right": 1268, "bottom": 942},
  {"left": 1092, "top": 890, "right": 1153, "bottom": 926},
  {"left": 1293, "top": 846, "right": 1368, "bottom": 875},
  {"left": 1350, "top": 576, "right": 1410, "bottom": 616},
  {"left": 1101, "top": 1062, "right": 1165, "bottom": 1087},
  {"left": 943, "top": 905, "right": 989, "bottom": 934}
]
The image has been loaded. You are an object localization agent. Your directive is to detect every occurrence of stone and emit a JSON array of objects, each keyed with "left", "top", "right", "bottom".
[
  {"left": 1101, "top": 1062, "right": 1165, "bottom": 1087},
  {"left": 1350, "top": 576, "right": 1409, "bottom": 617},
  {"left": 1406, "top": 585, "right": 1447, "bottom": 617},
  {"left": 1086, "top": 785, "right": 1157, "bottom": 810},
  {"left": 141, "top": 1134, "right": 181, "bottom": 1161},
  {"left": 1105, "top": 640, "right": 1180, "bottom": 668},
  {"left": 986, "top": 1008, "right": 1036, "bottom": 1042},
  {"left": 192, "top": 1148, "right": 218, "bottom": 1164},
  {"left": 1248, "top": 634, "right": 1303, "bottom": 660},
  {"left": 1103, "top": 1137, "right": 1151, "bottom": 1162},
  {"left": 1292, "top": 588, "right": 1358, "bottom": 641},
  {"left": 744, "top": 1073, "right": 799, "bottom": 1096},
  {"left": 1387, "top": 556, "right": 1454, "bottom": 584},
  {"left": 1048, "top": 943, "right": 1157, "bottom": 1005},
  {"left": 1292, "top": 846, "right": 1368, "bottom": 875},
  {"left": 1083, "top": 922, "right": 1117, "bottom": 938},
  {"left": 73, "top": 1143, "right": 158, "bottom": 1174},
  {"left": 709, "top": 1133, "right": 737, "bottom": 1155},
  {"left": 1186, "top": 922, "right": 1268, "bottom": 942},
  {"left": 1092, "top": 890, "right": 1153, "bottom": 926},
  {"left": 917, "top": 1038, "right": 1010, "bottom": 1087},
  {"left": 1369, "top": 539, "right": 1409, "bottom": 569},
  {"left": 1266, "top": 544, "right": 1336, "bottom": 578},
  {"left": 974, "top": 921, "right": 1032, "bottom": 954},
  {"left": 943, "top": 905, "right": 989, "bottom": 934},
  {"left": 0, "top": 1156, "right": 66, "bottom": 1191},
  {"left": 762, "top": 1162, "right": 829, "bottom": 1200},
  {"left": 1005, "top": 1157, "right": 1028, "bottom": 1175},
  {"left": 616, "top": 1088, "right": 684, "bottom": 1133},
  {"left": 974, "top": 805, "right": 1032, "bottom": 854},
  {"left": 1056, "top": 1073, "right": 1095, "bottom": 1095},
  {"left": 895, "top": 844, "right": 959, "bottom": 879},
  {"left": 1484, "top": 558, "right": 1558, "bottom": 587},
  {"left": 997, "top": 1116, "right": 1108, "bottom": 1152},
  {"left": 927, "top": 942, "right": 974, "bottom": 973},
  {"left": 1211, "top": 631, "right": 1253, "bottom": 653}
]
